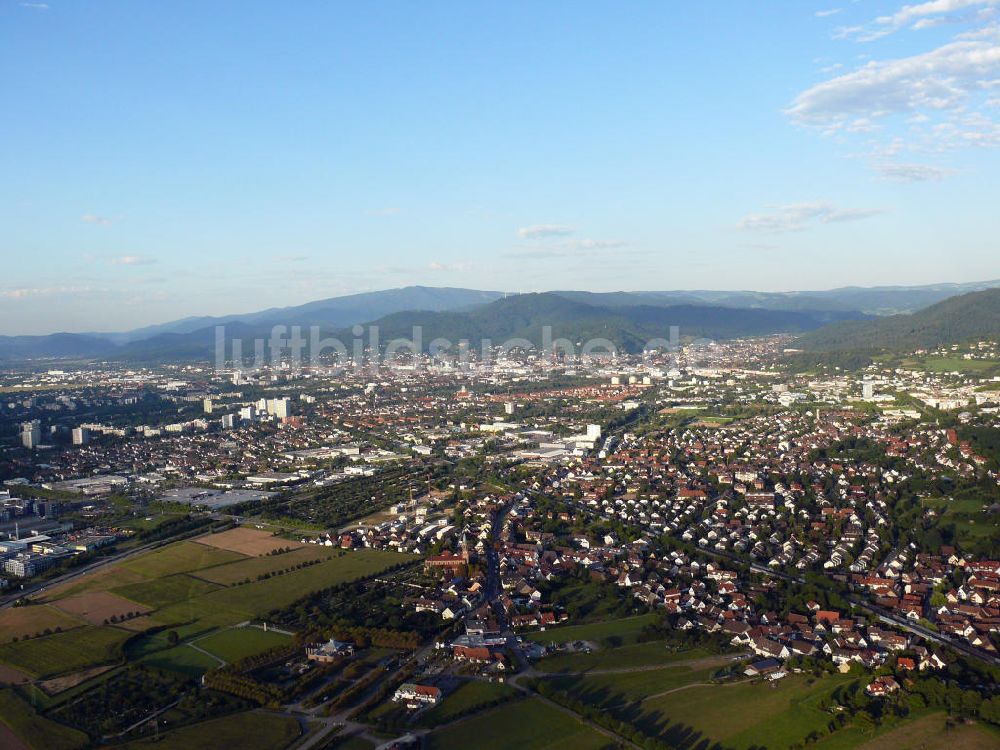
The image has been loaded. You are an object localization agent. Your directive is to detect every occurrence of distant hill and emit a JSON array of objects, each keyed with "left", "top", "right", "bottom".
[
  {"left": 0, "top": 333, "right": 115, "bottom": 360},
  {"left": 351, "top": 292, "right": 867, "bottom": 354},
  {"left": 554, "top": 280, "right": 1000, "bottom": 316},
  {"left": 97, "top": 286, "right": 506, "bottom": 344},
  {"left": 788, "top": 280, "right": 1000, "bottom": 316},
  {"left": 56, "top": 293, "right": 867, "bottom": 363},
  {"left": 795, "top": 288, "right": 1000, "bottom": 352},
  {"left": 0, "top": 287, "right": 504, "bottom": 361},
  {"left": 4, "top": 280, "right": 999, "bottom": 362}
]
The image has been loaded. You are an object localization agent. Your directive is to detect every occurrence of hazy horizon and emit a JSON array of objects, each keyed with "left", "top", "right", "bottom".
[{"left": 3, "top": 278, "right": 1000, "bottom": 338}]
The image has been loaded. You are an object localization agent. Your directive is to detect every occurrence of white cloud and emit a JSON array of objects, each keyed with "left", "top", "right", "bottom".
[
  {"left": 737, "top": 202, "right": 885, "bottom": 232},
  {"left": 788, "top": 22, "right": 1000, "bottom": 172},
  {"left": 875, "top": 162, "right": 958, "bottom": 181},
  {"left": 816, "top": 8, "right": 843, "bottom": 17},
  {"left": 427, "top": 261, "right": 473, "bottom": 272},
  {"left": 787, "top": 38, "right": 1000, "bottom": 124},
  {"left": 19, "top": 2, "right": 49, "bottom": 9},
  {"left": 560, "top": 238, "right": 627, "bottom": 250},
  {"left": 836, "top": 0, "right": 1000, "bottom": 41},
  {"left": 81, "top": 213, "right": 115, "bottom": 226},
  {"left": 1, "top": 286, "right": 92, "bottom": 299},
  {"left": 110, "top": 255, "right": 156, "bottom": 266},
  {"left": 517, "top": 224, "right": 575, "bottom": 239}
]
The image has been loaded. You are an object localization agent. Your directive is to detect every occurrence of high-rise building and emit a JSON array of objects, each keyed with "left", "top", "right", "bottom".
[
  {"left": 266, "top": 397, "right": 290, "bottom": 419},
  {"left": 586, "top": 424, "right": 602, "bottom": 440},
  {"left": 203, "top": 398, "right": 214, "bottom": 414},
  {"left": 72, "top": 427, "right": 90, "bottom": 445},
  {"left": 221, "top": 414, "right": 236, "bottom": 429},
  {"left": 504, "top": 401, "right": 515, "bottom": 415},
  {"left": 862, "top": 381, "right": 875, "bottom": 400},
  {"left": 20, "top": 420, "right": 41, "bottom": 449},
  {"left": 239, "top": 406, "right": 256, "bottom": 422}
]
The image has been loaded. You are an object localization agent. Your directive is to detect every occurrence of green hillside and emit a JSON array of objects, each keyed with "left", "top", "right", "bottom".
[{"left": 795, "top": 288, "right": 1000, "bottom": 353}]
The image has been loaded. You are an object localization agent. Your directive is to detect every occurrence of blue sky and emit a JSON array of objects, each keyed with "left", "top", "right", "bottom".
[{"left": 2, "top": 1, "right": 999, "bottom": 334}]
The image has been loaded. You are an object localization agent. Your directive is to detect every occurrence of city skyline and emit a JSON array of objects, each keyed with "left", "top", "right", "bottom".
[{"left": 3, "top": 1, "right": 1000, "bottom": 334}]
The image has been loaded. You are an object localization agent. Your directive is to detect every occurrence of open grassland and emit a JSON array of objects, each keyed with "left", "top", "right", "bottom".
[
  {"left": 0, "top": 688, "right": 88, "bottom": 750},
  {"left": 420, "top": 680, "right": 516, "bottom": 726},
  {"left": 194, "top": 546, "right": 330, "bottom": 585},
  {"left": 426, "top": 697, "right": 610, "bottom": 750},
  {"left": 195, "top": 527, "right": 306, "bottom": 556},
  {"left": 618, "top": 673, "right": 858, "bottom": 750},
  {"left": 119, "top": 540, "right": 246, "bottom": 578},
  {"left": 0, "top": 604, "right": 85, "bottom": 642},
  {"left": 112, "top": 573, "right": 222, "bottom": 609},
  {"left": 548, "top": 662, "right": 720, "bottom": 706},
  {"left": 524, "top": 613, "right": 657, "bottom": 647},
  {"left": 111, "top": 710, "right": 300, "bottom": 750},
  {"left": 139, "top": 644, "right": 222, "bottom": 677},
  {"left": 120, "top": 513, "right": 187, "bottom": 531},
  {"left": 146, "top": 599, "right": 248, "bottom": 637},
  {"left": 196, "top": 627, "right": 292, "bottom": 663},
  {"left": 53, "top": 591, "right": 151, "bottom": 626},
  {"left": 0, "top": 625, "right": 133, "bottom": 678},
  {"left": 813, "top": 711, "right": 1000, "bottom": 750},
  {"left": 855, "top": 714, "right": 1000, "bottom": 750},
  {"left": 537, "top": 643, "right": 712, "bottom": 673}
]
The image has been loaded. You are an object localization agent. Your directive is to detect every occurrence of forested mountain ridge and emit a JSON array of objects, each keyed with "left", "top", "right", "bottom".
[{"left": 795, "top": 289, "right": 1000, "bottom": 352}]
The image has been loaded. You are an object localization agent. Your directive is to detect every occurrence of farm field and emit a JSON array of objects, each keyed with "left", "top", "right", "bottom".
[
  {"left": 37, "top": 565, "right": 146, "bottom": 601},
  {"left": 536, "top": 643, "right": 712, "bottom": 673},
  {"left": 0, "top": 664, "right": 30, "bottom": 685},
  {"left": 524, "top": 613, "right": 658, "bottom": 647},
  {"left": 110, "top": 710, "right": 301, "bottom": 750},
  {"left": 119, "top": 540, "right": 245, "bottom": 578},
  {"left": 194, "top": 546, "right": 329, "bottom": 585},
  {"left": 37, "top": 664, "right": 116, "bottom": 697},
  {"left": 0, "top": 528, "right": 421, "bottom": 734},
  {"left": 426, "top": 697, "right": 610, "bottom": 750},
  {"left": 195, "top": 526, "right": 307, "bottom": 556},
  {"left": 0, "top": 688, "right": 89, "bottom": 750},
  {"left": 0, "top": 604, "right": 85, "bottom": 642},
  {"left": 193, "top": 549, "right": 412, "bottom": 617},
  {"left": 53, "top": 591, "right": 151, "bottom": 625},
  {"left": 195, "top": 627, "right": 292, "bottom": 663},
  {"left": 0, "top": 625, "right": 132, "bottom": 678}
]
